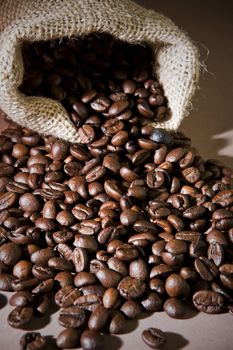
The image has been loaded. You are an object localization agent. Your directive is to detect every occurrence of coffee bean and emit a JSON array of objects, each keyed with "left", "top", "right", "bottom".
[
  {"left": 142, "top": 328, "right": 167, "bottom": 349},
  {"left": 58, "top": 306, "right": 86, "bottom": 328},
  {"left": 8, "top": 306, "right": 34, "bottom": 328},
  {"left": 0, "top": 192, "right": 18, "bottom": 210},
  {"left": 193, "top": 290, "right": 225, "bottom": 314},
  {"left": 19, "top": 332, "right": 47, "bottom": 350},
  {"left": 141, "top": 292, "right": 163, "bottom": 311},
  {"left": 165, "top": 274, "right": 190, "bottom": 298},
  {"left": 88, "top": 305, "right": 109, "bottom": 331},
  {"left": 0, "top": 242, "right": 22, "bottom": 266},
  {"left": 95, "top": 268, "right": 121, "bottom": 288},
  {"left": 163, "top": 298, "right": 185, "bottom": 319},
  {"left": 118, "top": 276, "right": 146, "bottom": 300},
  {"left": 56, "top": 328, "right": 81, "bottom": 349},
  {"left": 80, "top": 330, "right": 103, "bottom": 350},
  {"left": 129, "top": 258, "right": 148, "bottom": 281}
]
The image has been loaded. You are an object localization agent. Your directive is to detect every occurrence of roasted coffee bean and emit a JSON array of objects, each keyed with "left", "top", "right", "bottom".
[
  {"left": 129, "top": 258, "right": 148, "bottom": 281},
  {"left": 114, "top": 244, "right": 138, "bottom": 261},
  {"left": 58, "top": 306, "right": 86, "bottom": 328},
  {"left": 108, "top": 310, "right": 127, "bottom": 334},
  {"left": 165, "top": 274, "right": 190, "bottom": 298},
  {"left": 13, "top": 260, "right": 33, "bottom": 279},
  {"left": 8, "top": 306, "right": 34, "bottom": 328},
  {"left": 102, "top": 287, "right": 119, "bottom": 309},
  {"left": 142, "top": 327, "right": 167, "bottom": 349},
  {"left": 0, "top": 192, "right": 18, "bottom": 210},
  {"left": 163, "top": 298, "right": 185, "bottom": 319},
  {"left": 194, "top": 257, "right": 218, "bottom": 282},
  {"left": 0, "top": 242, "right": 22, "bottom": 266},
  {"left": 141, "top": 292, "right": 163, "bottom": 311},
  {"left": 31, "top": 247, "right": 56, "bottom": 266},
  {"left": 95, "top": 268, "right": 121, "bottom": 288},
  {"left": 73, "top": 293, "right": 102, "bottom": 312},
  {"left": 120, "top": 300, "right": 142, "bottom": 319},
  {"left": 193, "top": 290, "right": 225, "bottom": 314},
  {"left": 9, "top": 291, "right": 33, "bottom": 307},
  {"left": 80, "top": 330, "right": 103, "bottom": 350},
  {"left": 55, "top": 286, "right": 81, "bottom": 307},
  {"left": 118, "top": 276, "right": 146, "bottom": 300},
  {"left": 74, "top": 272, "right": 96, "bottom": 288},
  {"left": 88, "top": 305, "right": 109, "bottom": 331},
  {"left": 19, "top": 332, "right": 47, "bottom": 350},
  {"left": 56, "top": 328, "right": 81, "bottom": 349}
]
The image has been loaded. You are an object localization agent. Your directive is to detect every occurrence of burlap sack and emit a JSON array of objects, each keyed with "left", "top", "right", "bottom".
[{"left": 0, "top": 0, "right": 200, "bottom": 143}]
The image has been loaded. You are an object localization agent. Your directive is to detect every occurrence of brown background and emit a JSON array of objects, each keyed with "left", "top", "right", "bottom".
[{"left": 1, "top": 1, "right": 233, "bottom": 349}]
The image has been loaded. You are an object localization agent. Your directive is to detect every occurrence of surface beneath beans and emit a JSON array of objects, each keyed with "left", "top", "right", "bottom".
[{"left": 0, "top": 33, "right": 233, "bottom": 350}]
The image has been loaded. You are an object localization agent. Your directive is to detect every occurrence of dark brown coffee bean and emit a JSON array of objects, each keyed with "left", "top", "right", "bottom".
[
  {"left": 0, "top": 192, "right": 18, "bottom": 210},
  {"left": 74, "top": 294, "right": 102, "bottom": 312},
  {"left": 88, "top": 305, "right": 109, "bottom": 331},
  {"left": 0, "top": 163, "right": 14, "bottom": 177},
  {"left": 9, "top": 291, "right": 33, "bottom": 307},
  {"left": 95, "top": 268, "right": 121, "bottom": 288},
  {"left": 8, "top": 306, "right": 34, "bottom": 328},
  {"left": 114, "top": 244, "right": 138, "bottom": 261},
  {"left": 141, "top": 292, "right": 163, "bottom": 311},
  {"left": 150, "top": 264, "right": 173, "bottom": 279},
  {"left": 80, "top": 330, "right": 103, "bottom": 350},
  {"left": 13, "top": 260, "right": 32, "bottom": 279},
  {"left": 56, "top": 328, "right": 81, "bottom": 349},
  {"left": 165, "top": 273, "right": 190, "bottom": 298},
  {"left": 129, "top": 258, "right": 148, "bottom": 281},
  {"left": 91, "top": 96, "right": 111, "bottom": 112},
  {"left": 31, "top": 247, "right": 55, "bottom": 266},
  {"left": 163, "top": 298, "right": 185, "bottom": 319},
  {"left": 19, "top": 332, "right": 47, "bottom": 350},
  {"left": 194, "top": 257, "right": 218, "bottom": 282},
  {"left": 118, "top": 276, "right": 146, "bottom": 300},
  {"left": 54, "top": 285, "right": 81, "bottom": 307},
  {"left": 108, "top": 100, "right": 129, "bottom": 116},
  {"left": 58, "top": 306, "right": 86, "bottom": 328},
  {"left": 0, "top": 242, "right": 22, "bottom": 266},
  {"left": 102, "top": 287, "right": 119, "bottom": 309},
  {"left": 104, "top": 180, "right": 123, "bottom": 201},
  {"left": 120, "top": 300, "right": 142, "bottom": 319},
  {"left": 142, "top": 327, "right": 167, "bottom": 349},
  {"left": 193, "top": 290, "right": 224, "bottom": 314}
]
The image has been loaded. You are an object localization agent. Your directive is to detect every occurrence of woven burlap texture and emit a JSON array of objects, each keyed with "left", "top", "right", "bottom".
[{"left": 0, "top": 0, "right": 200, "bottom": 143}]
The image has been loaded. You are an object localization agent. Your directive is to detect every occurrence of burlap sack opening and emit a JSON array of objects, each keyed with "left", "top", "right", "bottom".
[{"left": 0, "top": 0, "right": 200, "bottom": 143}]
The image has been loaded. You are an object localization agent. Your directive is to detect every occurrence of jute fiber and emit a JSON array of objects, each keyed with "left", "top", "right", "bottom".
[{"left": 0, "top": 0, "right": 200, "bottom": 142}]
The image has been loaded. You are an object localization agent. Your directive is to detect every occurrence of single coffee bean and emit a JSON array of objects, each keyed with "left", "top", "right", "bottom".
[
  {"left": 19, "top": 332, "right": 47, "bottom": 350},
  {"left": 0, "top": 242, "right": 22, "bottom": 266},
  {"left": 120, "top": 300, "right": 142, "bottom": 319},
  {"left": 108, "top": 310, "right": 127, "bottom": 334},
  {"left": 80, "top": 330, "right": 103, "bottom": 350},
  {"left": 88, "top": 305, "right": 109, "bottom": 331},
  {"left": 9, "top": 291, "right": 33, "bottom": 307},
  {"left": 8, "top": 306, "right": 34, "bottom": 328},
  {"left": 58, "top": 306, "right": 86, "bottom": 328},
  {"left": 163, "top": 298, "right": 185, "bottom": 319},
  {"left": 118, "top": 276, "right": 146, "bottom": 300},
  {"left": 193, "top": 290, "right": 225, "bottom": 314},
  {"left": 56, "top": 328, "right": 81, "bottom": 349},
  {"left": 142, "top": 328, "right": 167, "bottom": 349},
  {"left": 165, "top": 274, "right": 190, "bottom": 298}
]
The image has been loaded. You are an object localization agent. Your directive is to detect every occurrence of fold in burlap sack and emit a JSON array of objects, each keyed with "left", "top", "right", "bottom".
[{"left": 0, "top": 0, "right": 200, "bottom": 143}]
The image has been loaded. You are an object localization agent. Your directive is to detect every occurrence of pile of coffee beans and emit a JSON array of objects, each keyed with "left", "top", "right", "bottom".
[
  {"left": 0, "top": 34, "right": 232, "bottom": 350},
  {"left": 20, "top": 33, "right": 170, "bottom": 133}
]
